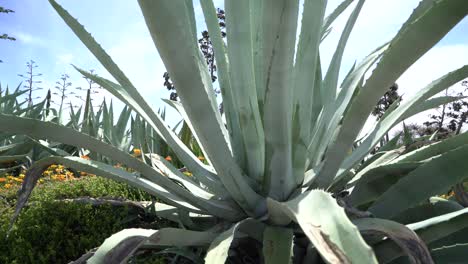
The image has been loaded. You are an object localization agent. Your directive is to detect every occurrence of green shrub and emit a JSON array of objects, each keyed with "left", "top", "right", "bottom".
[
  {"left": 1, "top": 176, "right": 153, "bottom": 204},
  {"left": 0, "top": 177, "right": 164, "bottom": 264}
]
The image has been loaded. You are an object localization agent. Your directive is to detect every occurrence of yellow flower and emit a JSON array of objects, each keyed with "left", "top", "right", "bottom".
[
  {"left": 133, "top": 148, "right": 142, "bottom": 157},
  {"left": 38, "top": 179, "right": 45, "bottom": 184},
  {"left": 4, "top": 183, "right": 12, "bottom": 189},
  {"left": 49, "top": 164, "right": 58, "bottom": 169},
  {"left": 183, "top": 171, "right": 193, "bottom": 177},
  {"left": 13, "top": 178, "right": 23, "bottom": 183},
  {"left": 19, "top": 174, "right": 25, "bottom": 179},
  {"left": 197, "top": 156, "right": 205, "bottom": 161},
  {"left": 165, "top": 156, "right": 172, "bottom": 161}
]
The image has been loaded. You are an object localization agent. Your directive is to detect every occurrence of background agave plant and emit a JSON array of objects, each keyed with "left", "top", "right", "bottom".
[{"left": 1, "top": 0, "right": 468, "bottom": 263}]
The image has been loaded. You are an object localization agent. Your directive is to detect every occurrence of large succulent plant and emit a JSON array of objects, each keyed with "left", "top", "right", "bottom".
[{"left": 1, "top": 0, "right": 468, "bottom": 263}]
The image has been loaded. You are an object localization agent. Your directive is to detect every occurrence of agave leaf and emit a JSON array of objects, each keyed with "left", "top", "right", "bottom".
[
  {"left": 317, "top": 0, "right": 468, "bottom": 188},
  {"left": 310, "top": 55, "right": 323, "bottom": 133},
  {"left": 369, "top": 145, "right": 468, "bottom": 218},
  {"left": 375, "top": 208, "right": 468, "bottom": 263},
  {"left": 429, "top": 244, "right": 468, "bottom": 264},
  {"left": 0, "top": 89, "right": 28, "bottom": 104},
  {"left": 392, "top": 197, "right": 463, "bottom": 225},
  {"left": 260, "top": 0, "right": 299, "bottom": 200},
  {"left": 392, "top": 130, "right": 468, "bottom": 164},
  {"left": 138, "top": 0, "right": 265, "bottom": 216},
  {"left": 0, "top": 143, "right": 22, "bottom": 153},
  {"left": 146, "top": 153, "right": 228, "bottom": 200},
  {"left": 322, "top": 0, "right": 364, "bottom": 106},
  {"left": 291, "top": 0, "right": 326, "bottom": 189},
  {"left": 275, "top": 190, "right": 378, "bottom": 263},
  {"left": 76, "top": 69, "right": 223, "bottom": 195},
  {"left": 199, "top": 0, "right": 244, "bottom": 168},
  {"left": 225, "top": 0, "right": 266, "bottom": 184},
  {"left": 163, "top": 99, "right": 212, "bottom": 165},
  {"left": 87, "top": 228, "right": 216, "bottom": 264},
  {"left": 114, "top": 105, "right": 132, "bottom": 148},
  {"left": 454, "top": 183, "right": 468, "bottom": 207},
  {"left": 354, "top": 218, "right": 434, "bottom": 264},
  {"left": 144, "top": 247, "right": 205, "bottom": 264},
  {"left": 409, "top": 207, "right": 468, "bottom": 243},
  {"left": 400, "top": 95, "right": 467, "bottom": 121},
  {"left": 205, "top": 219, "right": 265, "bottom": 264},
  {"left": 322, "top": 0, "right": 355, "bottom": 36},
  {"left": 346, "top": 147, "right": 405, "bottom": 186},
  {"left": 263, "top": 226, "right": 294, "bottom": 264},
  {"left": 0, "top": 114, "right": 242, "bottom": 220},
  {"left": 49, "top": 0, "right": 221, "bottom": 198},
  {"left": 0, "top": 154, "right": 28, "bottom": 163},
  {"left": 347, "top": 162, "right": 422, "bottom": 207},
  {"left": 338, "top": 65, "right": 468, "bottom": 180},
  {"left": 309, "top": 43, "right": 388, "bottom": 170}
]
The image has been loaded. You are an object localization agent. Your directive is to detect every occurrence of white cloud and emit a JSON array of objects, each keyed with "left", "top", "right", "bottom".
[
  {"left": 397, "top": 44, "right": 468, "bottom": 98},
  {"left": 14, "top": 31, "right": 47, "bottom": 46},
  {"left": 56, "top": 53, "right": 74, "bottom": 65}
]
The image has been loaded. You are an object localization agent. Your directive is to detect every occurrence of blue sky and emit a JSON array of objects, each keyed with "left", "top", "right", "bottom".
[{"left": 1, "top": 0, "right": 467, "bottom": 128}]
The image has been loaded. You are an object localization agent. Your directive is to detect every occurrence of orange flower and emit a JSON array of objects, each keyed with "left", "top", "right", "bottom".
[
  {"left": 133, "top": 148, "right": 142, "bottom": 157},
  {"left": 0, "top": 178, "right": 6, "bottom": 183},
  {"left": 165, "top": 156, "right": 172, "bottom": 161},
  {"left": 81, "top": 155, "right": 90, "bottom": 160}
]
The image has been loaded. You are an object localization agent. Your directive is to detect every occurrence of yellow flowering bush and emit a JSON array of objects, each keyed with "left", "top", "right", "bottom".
[
  {"left": 0, "top": 163, "right": 94, "bottom": 192},
  {"left": 0, "top": 153, "right": 207, "bottom": 191}
]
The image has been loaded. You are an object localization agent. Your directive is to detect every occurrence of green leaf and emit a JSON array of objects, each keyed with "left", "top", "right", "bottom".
[
  {"left": 309, "top": 43, "right": 388, "bottom": 172},
  {"left": 205, "top": 219, "right": 265, "bottom": 264},
  {"left": 163, "top": 99, "right": 212, "bottom": 165},
  {"left": 392, "top": 197, "right": 464, "bottom": 225},
  {"left": 336, "top": 65, "right": 468, "bottom": 183},
  {"left": 49, "top": 0, "right": 222, "bottom": 199},
  {"left": 76, "top": 69, "right": 223, "bottom": 196},
  {"left": 354, "top": 218, "right": 433, "bottom": 264},
  {"left": 322, "top": 0, "right": 365, "bottom": 106},
  {"left": 276, "top": 190, "right": 378, "bottom": 263},
  {"left": 263, "top": 226, "right": 293, "bottom": 264},
  {"left": 87, "top": 228, "right": 216, "bottom": 264},
  {"left": 199, "top": 0, "right": 244, "bottom": 169},
  {"left": 291, "top": 0, "right": 326, "bottom": 191},
  {"left": 322, "top": 0, "right": 355, "bottom": 36},
  {"left": 317, "top": 0, "right": 468, "bottom": 188},
  {"left": 430, "top": 243, "right": 468, "bottom": 263},
  {"left": 392, "top": 130, "right": 468, "bottom": 164},
  {"left": 138, "top": 0, "right": 265, "bottom": 215},
  {"left": 225, "top": 0, "right": 266, "bottom": 184},
  {"left": 369, "top": 145, "right": 468, "bottom": 218},
  {"left": 374, "top": 208, "right": 468, "bottom": 263},
  {"left": 0, "top": 114, "right": 241, "bottom": 220},
  {"left": 261, "top": 0, "right": 299, "bottom": 200}
]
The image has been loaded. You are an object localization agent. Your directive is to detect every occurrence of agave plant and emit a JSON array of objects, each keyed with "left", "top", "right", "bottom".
[{"left": 2, "top": 0, "right": 468, "bottom": 263}]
